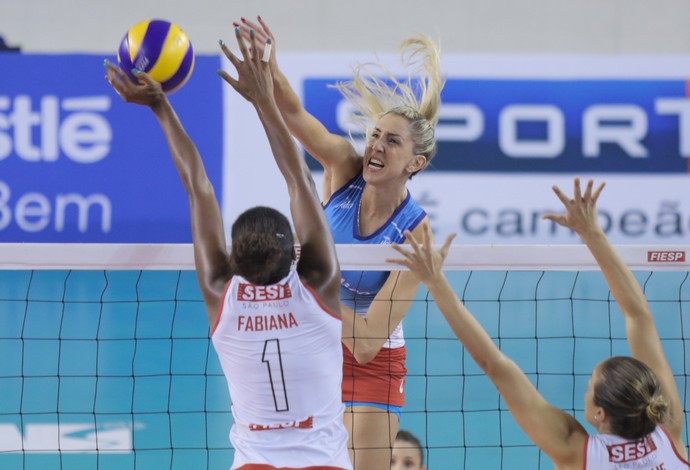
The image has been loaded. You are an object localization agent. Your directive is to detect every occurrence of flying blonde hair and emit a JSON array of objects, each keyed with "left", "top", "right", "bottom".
[{"left": 332, "top": 36, "right": 445, "bottom": 165}]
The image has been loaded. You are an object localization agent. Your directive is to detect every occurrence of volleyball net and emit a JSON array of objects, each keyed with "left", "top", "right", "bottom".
[{"left": 0, "top": 243, "right": 688, "bottom": 469}]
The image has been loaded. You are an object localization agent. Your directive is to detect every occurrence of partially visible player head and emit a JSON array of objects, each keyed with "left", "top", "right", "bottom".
[
  {"left": 230, "top": 206, "right": 294, "bottom": 285},
  {"left": 392, "top": 429, "right": 426, "bottom": 470},
  {"left": 585, "top": 356, "right": 669, "bottom": 440}
]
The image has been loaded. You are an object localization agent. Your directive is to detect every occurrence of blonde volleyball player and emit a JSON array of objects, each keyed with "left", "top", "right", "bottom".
[
  {"left": 105, "top": 28, "right": 351, "bottom": 470},
  {"left": 389, "top": 178, "right": 689, "bottom": 470},
  {"left": 234, "top": 17, "right": 444, "bottom": 469}
]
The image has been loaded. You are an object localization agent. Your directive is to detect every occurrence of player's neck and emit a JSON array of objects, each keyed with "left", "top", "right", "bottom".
[{"left": 360, "top": 184, "right": 407, "bottom": 218}]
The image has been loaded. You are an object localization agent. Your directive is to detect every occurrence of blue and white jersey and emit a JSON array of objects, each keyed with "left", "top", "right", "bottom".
[{"left": 323, "top": 172, "right": 426, "bottom": 348}]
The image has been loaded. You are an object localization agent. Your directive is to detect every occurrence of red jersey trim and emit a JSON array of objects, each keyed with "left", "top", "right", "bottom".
[
  {"left": 210, "top": 277, "right": 233, "bottom": 337},
  {"left": 300, "top": 279, "right": 341, "bottom": 321},
  {"left": 582, "top": 435, "right": 590, "bottom": 470},
  {"left": 659, "top": 424, "right": 690, "bottom": 465}
]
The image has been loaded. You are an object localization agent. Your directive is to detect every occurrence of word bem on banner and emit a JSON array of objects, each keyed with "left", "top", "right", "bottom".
[{"left": 0, "top": 54, "right": 222, "bottom": 242}]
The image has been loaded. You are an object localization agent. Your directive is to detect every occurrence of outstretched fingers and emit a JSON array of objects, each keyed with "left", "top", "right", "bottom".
[
  {"left": 541, "top": 212, "right": 566, "bottom": 226},
  {"left": 262, "top": 38, "right": 273, "bottom": 63},
  {"left": 388, "top": 228, "right": 457, "bottom": 279},
  {"left": 238, "top": 17, "right": 269, "bottom": 43},
  {"left": 550, "top": 184, "right": 571, "bottom": 208},
  {"left": 219, "top": 37, "right": 241, "bottom": 69},
  {"left": 543, "top": 185, "right": 570, "bottom": 226},
  {"left": 104, "top": 61, "right": 134, "bottom": 99},
  {"left": 388, "top": 230, "right": 420, "bottom": 268},
  {"left": 217, "top": 41, "right": 242, "bottom": 91},
  {"left": 543, "top": 178, "right": 607, "bottom": 229},
  {"left": 131, "top": 69, "right": 157, "bottom": 87},
  {"left": 438, "top": 232, "right": 457, "bottom": 260},
  {"left": 388, "top": 244, "right": 414, "bottom": 270},
  {"left": 591, "top": 181, "right": 606, "bottom": 204},
  {"left": 405, "top": 229, "right": 424, "bottom": 258},
  {"left": 577, "top": 178, "right": 605, "bottom": 208},
  {"left": 582, "top": 178, "right": 594, "bottom": 202},
  {"left": 233, "top": 26, "right": 252, "bottom": 62},
  {"left": 572, "top": 177, "right": 583, "bottom": 208},
  {"left": 257, "top": 16, "right": 275, "bottom": 39},
  {"left": 216, "top": 69, "right": 240, "bottom": 93}
]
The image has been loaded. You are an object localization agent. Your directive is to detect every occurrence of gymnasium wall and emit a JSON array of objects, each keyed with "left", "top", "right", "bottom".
[{"left": 4, "top": 0, "right": 690, "bottom": 54}]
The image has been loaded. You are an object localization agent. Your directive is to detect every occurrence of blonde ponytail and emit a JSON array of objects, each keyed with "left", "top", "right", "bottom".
[{"left": 332, "top": 35, "right": 445, "bottom": 167}]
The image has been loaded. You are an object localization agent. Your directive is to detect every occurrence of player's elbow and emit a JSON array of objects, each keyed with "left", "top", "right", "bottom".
[
  {"left": 185, "top": 172, "right": 214, "bottom": 197},
  {"left": 478, "top": 352, "right": 515, "bottom": 381},
  {"left": 351, "top": 341, "right": 379, "bottom": 364}
]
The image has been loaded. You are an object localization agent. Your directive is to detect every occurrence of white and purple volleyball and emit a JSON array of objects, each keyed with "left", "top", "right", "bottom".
[{"left": 117, "top": 19, "right": 195, "bottom": 94}]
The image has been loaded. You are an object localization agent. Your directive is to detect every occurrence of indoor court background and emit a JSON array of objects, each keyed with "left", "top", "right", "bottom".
[{"left": 3, "top": 1, "right": 690, "bottom": 468}]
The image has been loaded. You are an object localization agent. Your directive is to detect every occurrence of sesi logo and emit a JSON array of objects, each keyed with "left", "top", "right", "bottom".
[
  {"left": 607, "top": 435, "right": 657, "bottom": 463},
  {"left": 249, "top": 416, "right": 313, "bottom": 431},
  {"left": 237, "top": 283, "right": 293, "bottom": 301},
  {"left": 647, "top": 251, "right": 686, "bottom": 262},
  {"left": 0, "top": 95, "right": 112, "bottom": 164}
]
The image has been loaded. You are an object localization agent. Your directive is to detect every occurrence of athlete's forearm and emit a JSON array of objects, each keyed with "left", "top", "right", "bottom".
[
  {"left": 341, "top": 297, "right": 413, "bottom": 364},
  {"left": 425, "top": 275, "right": 504, "bottom": 374},
  {"left": 272, "top": 68, "right": 303, "bottom": 116},
  {"left": 151, "top": 98, "right": 209, "bottom": 195},
  {"left": 579, "top": 228, "right": 649, "bottom": 319},
  {"left": 253, "top": 98, "right": 308, "bottom": 187}
]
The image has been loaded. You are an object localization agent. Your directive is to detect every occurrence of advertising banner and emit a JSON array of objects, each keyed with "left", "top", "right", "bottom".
[
  {"left": 304, "top": 78, "right": 690, "bottom": 174},
  {"left": 224, "top": 54, "right": 690, "bottom": 243},
  {"left": 0, "top": 54, "right": 223, "bottom": 242}
]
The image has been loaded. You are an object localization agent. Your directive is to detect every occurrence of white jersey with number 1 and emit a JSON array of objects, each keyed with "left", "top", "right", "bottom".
[{"left": 211, "top": 270, "right": 351, "bottom": 470}]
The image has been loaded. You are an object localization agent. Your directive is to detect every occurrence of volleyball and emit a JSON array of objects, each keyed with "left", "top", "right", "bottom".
[{"left": 117, "top": 19, "right": 195, "bottom": 94}]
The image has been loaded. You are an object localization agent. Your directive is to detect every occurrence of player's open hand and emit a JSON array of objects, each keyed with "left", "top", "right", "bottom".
[
  {"left": 104, "top": 60, "right": 165, "bottom": 108},
  {"left": 233, "top": 16, "right": 278, "bottom": 76},
  {"left": 218, "top": 27, "right": 274, "bottom": 107},
  {"left": 542, "top": 177, "right": 605, "bottom": 237},
  {"left": 387, "top": 224, "right": 456, "bottom": 285}
]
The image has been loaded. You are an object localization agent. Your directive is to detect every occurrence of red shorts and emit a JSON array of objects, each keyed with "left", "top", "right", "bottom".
[{"left": 341, "top": 344, "right": 407, "bottom": 407}]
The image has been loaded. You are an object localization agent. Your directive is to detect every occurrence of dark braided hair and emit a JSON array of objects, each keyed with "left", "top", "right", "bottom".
[{"left": 229, "top": 206, "right": 294, "bottom": 285}]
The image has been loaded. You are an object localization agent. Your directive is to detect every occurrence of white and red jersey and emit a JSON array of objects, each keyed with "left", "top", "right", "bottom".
[
  {"left": 211, "top": 271, "right": 351, "bottom": 470},
  {"left": 584, "top": 425, "right": 690, "bottom": 469}
]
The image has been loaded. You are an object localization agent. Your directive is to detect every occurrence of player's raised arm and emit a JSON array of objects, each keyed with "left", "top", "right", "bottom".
[
  {"left": 543, "top": 178, "right": 686, "bottom": 449},
  {"left": 388, "top": 226, "right": 588, "bottom": 466},
  {"left": 341, "top": 220, "right": 429, "bottom": 364},
  {"left": 232, "top": 17, "right": 361, "bottom": 193},
  {"left": 217, "top": 28, "right": 341, "bottom": 311},
  {"left": 105, "top": 61, "right": 229, "bottom": 325}
]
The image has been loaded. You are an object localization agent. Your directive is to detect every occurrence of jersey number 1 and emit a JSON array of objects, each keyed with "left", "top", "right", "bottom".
[{"left": 262, "top": 339, "right": 289, "bottom": 412}]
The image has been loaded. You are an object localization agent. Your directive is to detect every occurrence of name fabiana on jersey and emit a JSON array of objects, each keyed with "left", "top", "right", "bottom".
[{"left": 236, "top": 282, "right": 298, "bottom": 332}]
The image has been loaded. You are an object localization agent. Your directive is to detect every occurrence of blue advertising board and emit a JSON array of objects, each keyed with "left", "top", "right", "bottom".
[
  {"left": 0, "top": 54, "right": 223, "bottom": 242},
  {"left": 304, "top": 77, "right": 690, "bottom": 173}
]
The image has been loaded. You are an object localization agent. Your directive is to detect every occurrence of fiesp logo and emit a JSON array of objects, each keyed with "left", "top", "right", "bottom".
[{"left": 647, "top": 250, "right": 686, "bottom": 262}]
